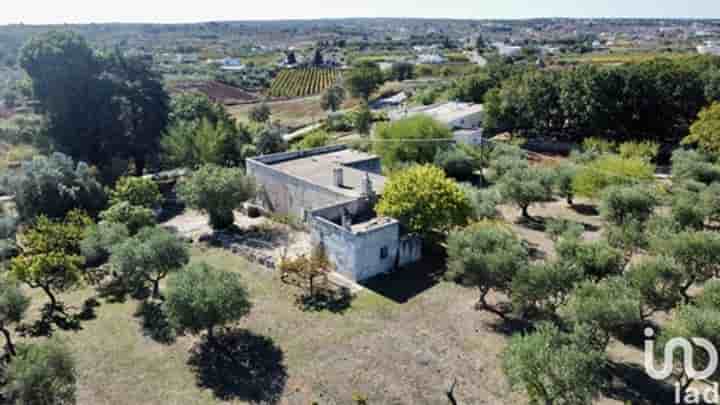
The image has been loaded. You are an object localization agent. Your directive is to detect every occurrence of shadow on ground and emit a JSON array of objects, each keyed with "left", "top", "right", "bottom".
[
  {"left": 362, "top": 247, "right": 447, "bottom": 304},
  {"left": 188, "top": 329, "right": 287, "bottom": 403},
  {"left": 134, "top": 301, "right": 177, "bottom": 344},
  {"left": 295, "top": 287, "right": 354, "bottom": 314},
  {"left": 604, "top": 361, "right": 677, "bottom": 405}
]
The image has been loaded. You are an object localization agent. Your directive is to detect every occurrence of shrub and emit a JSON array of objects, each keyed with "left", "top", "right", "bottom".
[
  {"left": 80, "top": 222, "right": 130, "bottom": 266},
  {"left": 556, "top": 235, "right": 624, "bottom": 281},
  {"left": 8, "top": 152, "right": 107, "bottom": 222},
  {"left": 498, "top": 165, "right": 554, "bottom": 218},
  {"left": 461, "top": 184, "right": 501, "bottom": 220},
  {"left": 582, "top": 137, "right": 616, "bottom": 154},
  {"left": 110, "top": 176, "right": 162, "bottom": 209},
  {"left": 701, "top": 182, "right": 720, "bottom": 223},
  {"left": 177, "top": 165, "right": 256, "bottom": 230},
  {"left": 545, "top": 218, "right": 584, "bottom": 242},
  {"left": 376, "top": 165, "right": 472, "bottom": 236},
  {"left": 683, "top": 102, "right": 720, "bottom": 156},
  {"left": 555, "top": 162, "right": 578, "bottom": 205},
  {"left": 292, "top": 130, "right": 332, "bottom": 150},
  {"left": 434, "top": 147, "right": 476, "bottom": 181},
  {"left": 626, "top": 256, "right": 684, "bottom": 314},
  {"left": 4, "top": 340, "right": 77, "bottom": 405},
  {"left": 249, "top": 102, "right": 271, "bottom": 123},
  {"left": 0, "top": 276, "right": 30, "bottom": 357},
  {"left": 573, "top": 155, "right": 655, "bottom": 198},
  {"left": 671, "top": 149, "right": 720, "bottom": 185},
  {"left": 100, "top": 201, "right": 155, "bottom": 235},
  {"left": 618, "top": 140, "right": 660, "bottom": 162},
  {"left": 671, "top": 191, "right": 707, "bottom": 230}
]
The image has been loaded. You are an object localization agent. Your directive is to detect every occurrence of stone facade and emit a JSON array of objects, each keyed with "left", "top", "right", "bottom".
[{"left": 246, "top": 146, "right": 422, "bottom": 281}]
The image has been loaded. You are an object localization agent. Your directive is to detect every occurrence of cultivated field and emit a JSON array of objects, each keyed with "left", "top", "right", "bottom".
[{"left": 268, "top": 68, "right": 340, "bottom": 98}]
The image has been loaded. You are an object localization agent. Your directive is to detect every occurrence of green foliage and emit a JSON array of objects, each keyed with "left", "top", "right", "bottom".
[
  {"left": 503, "top": 322, "right": 606, "bottom": 405},
  {"left": 353, "top": 103, "right": 373, "bottom": 135},
  {"left": 0, "top": 276, "right": 30, "bottom": 356},
  {"left": 250, "top": 125, "right": 287, "bottom": 155},
  {"left": 10, "top": 211, "right": 91, "bottom": 309},
  {"left": 556, "top": 235, "right": 624, "bottom": 281},
  {"left": 561, "top": 277, "right": 643, "bottom": 347},
  {"left": 446, "top": 223, "right": 528, "bottom": 310},
  {"left": 165, "top": 263, "right": 252, "bottom": 337},
  {"left": 582, "top": 137, "right": 617, "bottom": 155},
  {"left": 110, "top": 176, "right": 162, "bottom": 209},
  {"left": 99, "top": 202, "right": 155, "bottom": 235},
  {"left": 599, "top": 185, "right": 657, "bottom": 226},
  {"left": 671, "top": 191, "right": 707, "bottom": 230},
  {"left": 498, "top": 165, "right": 554, "bottom": 218},
  {"left": 292, "top": 130, "right": 332, "bottom": 150},
  {"left": 373, "top": 116, "right": 453, "bottom": 169},
  {"left": 249, "top": 102, "right": 271, "bottom": 123},
  {"left": 433, "top": 147, "right": 476, "bottom": 181},
  {"left": 658, "top": 304, "right": 720, "bottom": 387},
  {"left": 320, "top": 85, "right": 346, "bottom": 112},
  {"left": 511, "top": 262, "right": 584, "bottom": 316},
  {"left": 545, "top": 218, "right": 584, "bottom": 242},
  {"left": 554, "top": 162, "right": 578, "bottom": 205},
  {"left": 684, "top": 102, "right": 720, "bottom": 156},
  {"left": 388, "top": 62, "right": 415, "bottom": 82},
  {"left": 376, "top": 165, "right": 472, "bottom": 236},
  {"left": 162, "top": 118, "right": 253, "bottom": 169},
  {"left": 696, "top": 280, "right": 720, "bottom": 310},
  {"left": 618, "top": 140, "right": 660, "bottom": 162},
  {"left": 110, "top": 226, "right": 189, "bottom": 298},
  {"left": 169, "top": 92, "right": 231, "bottom": 125},
  {"left": 626, "top": 256, "right": 684, "bottom": 314},
  {"left": 20, "top": 32, "right": 168, "bottom": 173},
  {"left": 8, "top": 152, "right": 107, "bottom": 222},
  {"left": 177, "top": 165, "right": 256, "bottom": 230},
  {"left": 4, "top": 339, "right": 77, "bottom": 405},
  {"left": 346, "top": 62, "right": 385, "bottom": 100},
  {"left": 701, "top": 182, "right": 720, "bottom": 223},
  {"left": 572, "top": 155, "right": 655, "bottom": 198},
  {"left": 460, "top": 184, "right": 501, "bottom": 220},
  {"left": 650, "top": 230, "right": 720, "bottom": 301},
  {"left": 449, "top": 73, "right": 494, "bottom": 103},
  {"left": 671, "top": 149, "right": 720, "bottom": 185},
  {"left": 80, "top": 222, "right": 130, "bottom": 266}
]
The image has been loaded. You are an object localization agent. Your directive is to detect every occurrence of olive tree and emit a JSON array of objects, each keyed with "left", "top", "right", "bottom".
[
  {"left": 510, "top": 262, "right": 584, "bottom": 317},
  {"left": 503, "top": 322, "right": 606, "bottom": 405},
  {"left": 556, "top": 234, "right": 624, "bottom": 281},
  {"left": 625, "top": 256, "right": 684, "bottom": 315},
  {"left": 498, "top": 165, "right": 554, "bottom": 219},
  {"left": 177, "top": 165, "right": 256, "bottom": 230},
  {"left": 446, "top": 223, "right": 528, "bottom": 317},
  {"left": 0, "top": 276, "right": 30, "bottom": 357},
  {"left": 110, "top": 227, "right": 189, "bottom": 298},
  {"left": 165, "top": 263, "right": 252, "bottom": 342},
  {"left": 561, "top": 277, "right": 643, "bottom": 348},
  {"left": 4, "top": 339, "right": 77, "bottom": 405},
  {"left": 599, "top": 185, "right": 657, "bottom": 226},
  {"left": 110, "top": 176, "right": 162, "bottom": 209}
]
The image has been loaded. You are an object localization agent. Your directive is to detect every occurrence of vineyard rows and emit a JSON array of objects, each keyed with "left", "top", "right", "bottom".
[{"left": 268, "top": 68, "right": 340, "bottom": 98}]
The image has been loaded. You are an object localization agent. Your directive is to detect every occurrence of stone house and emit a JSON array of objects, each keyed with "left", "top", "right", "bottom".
[{"left": 246, "top": 146, "right": 422, "bottom": 281}]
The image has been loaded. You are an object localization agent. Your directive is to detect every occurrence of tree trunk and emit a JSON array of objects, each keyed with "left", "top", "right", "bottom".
[
  {"left": 152, "top": 279, "right": 161, "bottom": 300},
  {"left": 134, "top": 155, "right": 146, "bottom": 176},
  {"left": 40, "top": 284, "right": 58, "bottom": 312},
  {"left": 521, "top": 205, "right": 530, "bottom": 219},
  {"left": 1, "top": 326, "right": 16, "bottom": 357},
  {"left": 567, "top": 195, "right": 573, "bottom": 206},
  {"left": 207, "top": 325, "right": 215, "bottom": 344}
]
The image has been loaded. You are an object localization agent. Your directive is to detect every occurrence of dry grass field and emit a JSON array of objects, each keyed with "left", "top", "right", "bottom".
[{"left": 7, "top": 195, "right": 680, "bottom": 405}]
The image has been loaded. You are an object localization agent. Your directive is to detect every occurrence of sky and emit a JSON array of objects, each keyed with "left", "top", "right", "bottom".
[{"left": 0, "top": 0, "right": 719, "bottom": 25}]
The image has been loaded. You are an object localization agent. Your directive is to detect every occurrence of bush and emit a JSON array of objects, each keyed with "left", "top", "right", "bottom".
[
  {"left": 545, "top": 218, "right": 584, "bottom": 241},
  {"left": 110, "top": 176, "right": 162, "bottom": 209},
  {"left": 249, "top": 102, "right": 271, "bottom": 123},
  {"left": 671, "top": 149, "right": 720, "bottom": 185},
  {"left": 292, "top": 130, "right": 332, "bottom": 151},
  {"left": 100, "top": 201, "right": 156, "bottom": 235},
  {"left": 618, "top": 140, "right": 660, "bottom": 162},
  {"left": 5, "top": 340, "right": 77, "bottom": 405},
  {"left": 582, "top": 137, "right": 616, "bottom": 154},
  {"left": 433, "top": 147, "right": 476, "bottom": 181},
  {"left": 555, "top": 162, "right": 578, "bottom": 205},
  {"left": 671, "top": 191, "right": 707, "bottom": 230},
  {"left": 701, "top": 182, "right": 720, "bottom": 223},
  {"left": 80, "top": 222, "right": 130, "bottom": 266},
  {"left": 177, "top": 165, "right": 256, "bottom": 230},
  {"left": 626, "top": 255, "right": 684, "bottom": 314},
  {"left": 8, "top": 152, "right": 107, "bottom": 222},
  {"left": 573, "top": 154, "right": 655, "bottom": 198},
  {"left": 461, "top": 184, "right": 501, "bottom": 220},
  {"left": 556, "top": 235, "right": 624, "bottom": 281},
  {"left": 498, "top": 165, "right": 554, "bottom": 218}
]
